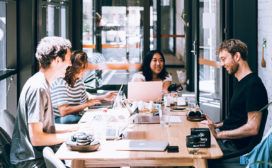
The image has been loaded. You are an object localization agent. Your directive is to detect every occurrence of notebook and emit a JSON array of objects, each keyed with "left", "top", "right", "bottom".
[
  {"left": 127, "top": 81, "right": 163, "bottom": 102},
  {"left": 115, "top": 140, "right": 169, "bottom": 151}
]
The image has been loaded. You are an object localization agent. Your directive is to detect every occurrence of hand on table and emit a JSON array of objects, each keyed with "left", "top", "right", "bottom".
[
  {"left": 102, "top": 91, "right": 117, "bottom": 101},
  {"left": 200, "top": 115, "right": 218, "bottom": 138},
  {"left": 200, "top": 114, "right": 214, "bottom": 125},
  {"left": 207, "top": 122, "right": 219, "bottom": 139}
]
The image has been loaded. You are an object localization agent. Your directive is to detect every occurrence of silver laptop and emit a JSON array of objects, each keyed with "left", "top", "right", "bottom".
[
  {"left": 133, "top": 115, "right": 160, "bottom": 124},
  {"left": 89, "top": 100, "right": 114, "bottom": 109},
  {"left": 115, "top": 140, "right": 169, "bottom": 151},
  {"left": 128, "top": 81, "right": 163, "bottom": 101},
  {"left": 105, "top": 102, "right": 138, "bottom": 140},
  {"left": 105, "top": 124, "right": 125, "bottom": 140}
]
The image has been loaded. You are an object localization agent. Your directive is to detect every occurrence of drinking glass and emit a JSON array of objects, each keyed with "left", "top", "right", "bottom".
[
  {"left": 187, "top": 97, "right": 197, "bottom": 111},
  {"left": 186, "top": 135, "right": 200, "bottom": 155},
  {"left": 91, "top": 116, "right": 107, "bottom": 143},
  {"left": 159, "top": 107, "right": 170, "bottom": 127}
]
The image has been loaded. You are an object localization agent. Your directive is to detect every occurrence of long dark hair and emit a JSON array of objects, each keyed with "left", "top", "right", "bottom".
[
  {"left": 64, "top": 50, "right": 88, "bottom": 87},
  {"left": 141, "top": 50, "right": 168, "bottom": 81}
]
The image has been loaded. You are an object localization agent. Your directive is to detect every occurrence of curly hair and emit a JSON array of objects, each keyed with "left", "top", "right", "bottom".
[
  {"left": 64, "top": 50, "right": 88, "bottom": 87},
  {"left": 217, "top": 39, "right": 248, "bottom": 60},
  {"left": 35, "top": 36, "right": 72, "bottom": 69},
  {"left": 141, "top": 50, "right": 169, "bottom": 81}
]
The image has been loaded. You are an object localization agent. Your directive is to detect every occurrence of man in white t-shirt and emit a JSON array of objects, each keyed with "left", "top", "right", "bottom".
[{"left": 10, "top": 36, "right": 78, "bottom": 167}]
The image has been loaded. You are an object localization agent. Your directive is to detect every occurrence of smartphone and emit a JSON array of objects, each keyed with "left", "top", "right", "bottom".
[{"left": 167, "top": 145, "right": 179, "bottom": 153}]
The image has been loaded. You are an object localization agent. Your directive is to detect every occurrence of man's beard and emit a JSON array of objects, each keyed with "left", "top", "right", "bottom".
[{"left": 228, "top": 62, "right": 239, "bottom": 75}]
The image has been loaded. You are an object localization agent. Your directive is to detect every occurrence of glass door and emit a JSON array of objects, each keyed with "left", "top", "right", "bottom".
[
  {"left": 39, "top": 0, "right": 70, "bottom": 39},
  {"left": 191, "top": 0, "right": 223, "bottom": 122},
  {"left": 82, "top": 0, "right": 145, "bottom": 63},
  {"left": 82, "top": 0, "right": 153, "bottom": 89}
]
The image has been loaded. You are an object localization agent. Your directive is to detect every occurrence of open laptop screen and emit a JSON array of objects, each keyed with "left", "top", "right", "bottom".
[{"left": 127, "top": 81, "right": 163, "bottom": 102}]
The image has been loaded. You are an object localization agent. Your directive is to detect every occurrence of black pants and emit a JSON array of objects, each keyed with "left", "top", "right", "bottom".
[
  {"left": 217, "top": 139, "right": 239, "bottom": 155},
  {"left": 208, "top": 139, "right": 245, "bottom": 168}
]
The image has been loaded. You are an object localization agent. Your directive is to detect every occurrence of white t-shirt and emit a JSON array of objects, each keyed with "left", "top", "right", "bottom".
[{"left": 131, "top": 72, "right": 172, "bottom": 82}]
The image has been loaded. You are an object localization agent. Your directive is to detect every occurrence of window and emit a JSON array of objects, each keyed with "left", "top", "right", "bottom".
[
  {"left": 0, "top": 1, "right": 6, "bottom": 70},
  {"left": 83, "top": 0, "right": 144, "bottom": 63},
  {"left": 0, "top": 0, "right": 17, "bottom": 115},
  {"left": 39, "top": 0, "right": 69, "bottom": 38}
]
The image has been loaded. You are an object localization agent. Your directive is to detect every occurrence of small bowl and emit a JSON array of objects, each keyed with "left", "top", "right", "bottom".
[
  {"left": 186, "top": 115, "right": 206, "bottom": 122},
  {"left": 66, "top": 140, "right": 100, "bottom": 152}
]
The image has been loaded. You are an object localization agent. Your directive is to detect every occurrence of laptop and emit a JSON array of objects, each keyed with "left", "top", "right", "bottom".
[
  {"left": 89, "top": 84, "right": 124, "bottom": 109},
  {"left": 89, "top": 100, "right": 114, "bottom": 109},
  {"left": 128, "top": 81, "right": 163, "bottom": 102},
  {"left": 133, "top": 115, "right": 160, "bottom": 124},
  {"left": 105, "top": 101, "right": 138, "bottom": 140},
  {"left": 115, "top": 140, "right": 169, "bottom": 151}
]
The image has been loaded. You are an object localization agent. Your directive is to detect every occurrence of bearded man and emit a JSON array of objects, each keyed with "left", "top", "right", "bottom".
[{"left": 206, "top": 39, "right": 268, "bottom": 160}]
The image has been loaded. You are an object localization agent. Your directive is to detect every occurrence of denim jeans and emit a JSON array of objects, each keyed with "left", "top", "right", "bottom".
[{"left": 55, "top": 114, "right": 81, "bottom": 124}]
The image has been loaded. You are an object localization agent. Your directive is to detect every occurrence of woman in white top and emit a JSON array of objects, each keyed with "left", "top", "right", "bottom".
[{"left": 131, "top": 50, "right": 172, "bottom": 93}]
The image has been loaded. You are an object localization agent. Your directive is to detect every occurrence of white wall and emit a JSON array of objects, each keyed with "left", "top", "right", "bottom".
[{"left": 258, "top": 0, "right": 272, "bottom": 135}]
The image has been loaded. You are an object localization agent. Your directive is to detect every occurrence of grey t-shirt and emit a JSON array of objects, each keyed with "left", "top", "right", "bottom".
[{"left": 10, "top": 72, "right": 56, "bottom": 164}]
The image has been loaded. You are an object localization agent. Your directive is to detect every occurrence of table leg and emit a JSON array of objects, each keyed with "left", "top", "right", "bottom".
[
  {"left": 72, "top": 160, "right": 85, "bottom": 168},
  {"left": 193, "top": 159, "right": 207, "bottom": 168}
]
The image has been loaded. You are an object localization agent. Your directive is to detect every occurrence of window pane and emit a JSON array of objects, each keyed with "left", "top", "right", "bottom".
[
  {"left": 0, "top": 74, "right": 17, "bottom": 113},
  {"left": 82, "top": 0, "right": 94, "bottom": 53},
  {"left": 82, "top": 0, "right": 144, "bottom": 63},
  {"left": 0, "top": 74, "right": 17, "bottom": 137},
  {"left": 199, "top": 0, "right": 222, "bottom": 95},
  {"left": 0, "top": 2, "right": 17, "bottom": 113},
  {"left": 0, "top": 1, "right": 7, "bottom": 111},
  {"left": 0, "top": 1, "right": 6, "bottom": 69},
  {"left": 40, "top": 0, "right": 69, "bottom": 38},
  {"left": 0, "top": 79, "right": 7, "bottom": 110}
]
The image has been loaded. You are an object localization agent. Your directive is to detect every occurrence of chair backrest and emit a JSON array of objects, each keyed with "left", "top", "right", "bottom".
[
  {"left": 223, "top": 110, "right": 269, "bottom": 159},
  {"left": 43, "top": 147, "right": 66, "bottom": 168},
  {"left": 0, "top": 127, "right": 13, "bottom": 168},
  {"left": 0, "top": 109, "right": 15, "bottom": 138}
]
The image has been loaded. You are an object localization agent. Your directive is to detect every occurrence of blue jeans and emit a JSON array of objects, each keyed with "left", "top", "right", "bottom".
[{"left": 55, "top": 114, "right": 81, "bottom": 124}]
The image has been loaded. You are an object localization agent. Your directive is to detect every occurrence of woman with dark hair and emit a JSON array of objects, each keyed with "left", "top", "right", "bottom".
[
  {"left": 131, "top": 50, "right": 172, "bottom": 93},
  {"left": 51, "top": 50, "right": 116, "bottom": 124}
]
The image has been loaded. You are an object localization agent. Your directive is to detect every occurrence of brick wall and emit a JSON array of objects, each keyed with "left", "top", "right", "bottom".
[{"left": 258, "top": 0, "right": 272, "bottom": 135}]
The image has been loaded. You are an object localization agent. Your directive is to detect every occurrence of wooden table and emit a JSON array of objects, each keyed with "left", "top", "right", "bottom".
[{"left": 56, "top": 110, "right": 223, "bottom": 168}]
